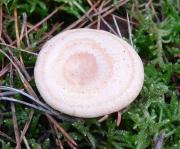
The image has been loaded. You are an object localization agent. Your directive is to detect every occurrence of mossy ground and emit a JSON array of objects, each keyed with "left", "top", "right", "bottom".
[{"left": 0, "top": 0, "right": 179, "bottom": 148}]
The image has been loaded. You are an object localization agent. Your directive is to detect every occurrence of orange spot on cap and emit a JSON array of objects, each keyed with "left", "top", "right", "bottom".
[{"left": 63, "top": 52, "right": 97, "bottom": 86}]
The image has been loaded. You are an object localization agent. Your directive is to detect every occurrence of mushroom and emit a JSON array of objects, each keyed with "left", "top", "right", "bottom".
[{"left": 34, "top": 28, "right": 144, "bottom": 118}]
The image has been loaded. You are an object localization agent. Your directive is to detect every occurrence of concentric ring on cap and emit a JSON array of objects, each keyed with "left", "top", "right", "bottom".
[{"left": 34, "top": 28, "right": 144, "bottom": 118}]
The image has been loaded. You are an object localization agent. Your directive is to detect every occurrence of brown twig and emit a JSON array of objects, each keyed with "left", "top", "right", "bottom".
[
  {"left": 0, "top": 30, "right": 76, "bottom": 148},
  {"left": 116, "top": 112, "right": 122, "bottom": 126},
  {"left": 46, "top": 114, "right": 77, "bottom": 146},
  {"left": 66, "top": 140, "right": 77, "bottom": 149},
  {"left": 15, "top": 11, "right": 31, "bottom": 81},
  {"left": 22, "top": 132, "right": 31, "bottom": 149},
  {"left": 34, "top": 22, "right": 63, "bottom": 49},
  {"left": 126, "top": 12, "right": 133, "bottom": 46},
  {"left": 86, "top": 0, "right": 129, "bottom": 28},
  {"left": 1, "top": 18, "right": 77, "bottom": 149},
  {"left": 112, "top": 15, "right": 122, "bottom": 37},
  {"left": 3, "top": 14, "right": 37, "bottom": 31},
  {"left": 0, "top": 64, "right": 10, "bottom": 77},
  {"left": 0, "top": 40, "right": 34, "bottom": 84},
  {"left": 90, "top": 3, "right": 113, "bottom": 18},
  {"left": 87, "top": 0, "right": 93, "bottom": 6},
  {"left": 86, "top": 0, "right": 117, "bottom": 35},
  {"left": 11, "top": 7, "right": 60, "bottom": 46},
  {"left": 97, "top": 1, "right": 107, "bottom": 29},
  {"left": 0, "top": 131, "right": 15, "bottom": 143},
  {"left": 7, "top": 46, "right": 20, "bottom": 149},
  {"left": 28, "top": 8, "right": 60, "bottom": 33},
  {"left": 19, "top": 13, "right": 27, "bottom": 42},
  {"left": 113, "top": 14, "right": 138, "bottom": 26},
  {"left": 147, "top": 0, "right": 153, "bottom": 7},
  {"left": 56, "top": 139, "right": 64, "bottom": 149},
  {"left": 63, "top": 0, "right": 101, "bottom": 31},
  {"left": 25, "top": 27, "right": 30, "bottom": 47},
  {"left": 101, "top": 0, "right": 129, "bottom": 18},
  {"left": 11, "top": 103, "right": 21, "bottom": 149},
  {"left": 14, "top": 8, "right": 20, "bottom": 48},
  {"left": 98, "top": 115, "right": 109, "bottom": 123},
  {"left": 48, "top": 118, "right": 64, "bottom": 149},
  {"left": 9, "top": 50, "right": 21, "bottom": 149},
  {"left": 23, "top": 13, "right": 30, "bottom": 47},
  {"left": 15, "top": 111, "right": 34, "bottom": 149},
  {"left": 0, "top": 42, "right": 38, "bottom": 56},
  {"left": 15, "top": 59, "right": 31, "bottom": 81},
  {"left": 0, "top": 46, "right": 34, "bottom": 84},
  {"left": 4, "top": 55, "right": 77, "bottom": 149},
  {"left": 2, "top": 30, "right": 13, "bottom": 43},
  {"left": 0, "top": 48, "right": 35, "bottom": 149},
  {"left": 87, "top": 0, "right": 106, "bottom": 29},
  {"left": 53, "top": 124, "right": 65, "bottom": 149},
  {"left": 77, "top": 1, "right": 113, "bottom": 29},
  {"left": 101, "top": 17, "right": 118, "bottom": 34}
]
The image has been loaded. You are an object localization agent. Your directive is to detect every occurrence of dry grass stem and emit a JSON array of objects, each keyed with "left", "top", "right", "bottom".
[
  {"left": 53, "top": 125, "right": 65, "bottom": 149},
  {"left": 0, "top": 131, "right": 15, "bottom": 143},
  {"left": 11, "top": 103, "right": 21, "bottom": 149},
  {"left": 113, "top": 14, "right": 138, "bottom": 26},
  {"left": 98, "top": 115, "right": 109, "bottom": 122},
  {"left": 14, "top": 8, "right": 21, "bottom": 48},
  {"left": 0, "top": 48, "right": 77, "bottom": 147},
  {"left": 112, "top": 15, "right": 122, "bottom": 37},
  {"left": 34, "top": 22, "right": 63, "bottom": 49},
  {"left": 11, "top": 7, "right": 60, "bottom": 46},
  {"left": 0, "top": 64, "right": 10, "bottom": 77},
  {"left": 46, "top": 114, "right": 77, "bottom": 146},
  {"left": 0, "top": 49, "right": 77, "bottom": 147},
  {"left": 116, "top": 112, "right": 122, "bottom": 126},
  {"left": 126, "top": 12, "right": 133, "bottom": 46},
  {"left": 22, "top": 133, "right": 31, "bottom": 149},
  {"left": 19, "top": 13, "right": 27, "bottom": 42},
  {"left": 0, "top": 42, "right": 38, "bottom": 56},
  {"left": 63, "top": 1, "right": 101, "bottom": 31},
  {"left": 15, "top": 111, "right": 34, "bottom": 149},
  {"left": 2, "top": 30, "right": 13, "bottom": 43}
]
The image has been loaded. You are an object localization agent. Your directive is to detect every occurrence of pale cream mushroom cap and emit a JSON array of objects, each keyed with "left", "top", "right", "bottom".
[{"left": 34, "top": 28, "right": 144, "bottom": 118}]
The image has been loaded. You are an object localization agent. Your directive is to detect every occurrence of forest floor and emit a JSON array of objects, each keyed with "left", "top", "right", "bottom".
[{"left": 0, "top": 0, "right": 179, "bottom": 148}]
